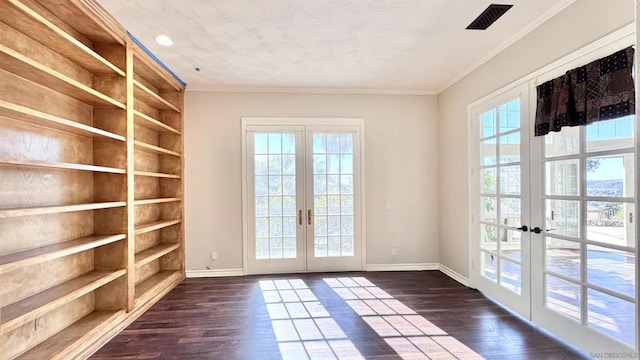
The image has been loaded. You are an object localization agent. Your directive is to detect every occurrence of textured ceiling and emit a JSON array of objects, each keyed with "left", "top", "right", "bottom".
[{"left": 97, "top": 0, "right": 574, "bottom": 93}]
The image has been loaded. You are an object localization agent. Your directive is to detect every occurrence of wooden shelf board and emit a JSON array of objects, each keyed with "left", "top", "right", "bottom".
[
  {"left": 0, "top": 234, "right": 125, "bottom": 275},
  {"left": 133, "top": 80, "right": 181, "bottom": 113},
  {"left": 0, "top": 0, "right": 125, "bottom": 76},
  {"left": 135, "top": 243, "right": 181, "bottom": 269},
  {"left": 134, "top": 170, "right": 180, "bottom": 179},
  {"left": 0, "top": 99, "right": 125, "bottom": 141},
  {"left": 133, "top": 198, "right": 181, "bottom": 206},
  {"left": 0, "top": 202, "right": 126, "bottom": 219},
  {"left": 133, "top": 110, "right": 181, "bottom": 134},
  {"left": 0, "top": 156, "right": 126, "bottom": 174},
  {"left": 135, "top": 219, "right": 181, "bottom": 235},
  {"left": 132, "top": 49, "right": 183, "bottom": 92},
  {"left": 0, "top": 269, "right": 126, "bottom": 334},
  {"left": 134, "top": 271, "right": 183, "bottom": 307},
  {"left": 0, "top": 44, "right": 125, "bottom": 109},
  {"left": 134, "top": 140, "right": 181, "bottom": 157},
  {"left": 15, "top": 310, "right": 126, "bottom": 360}
]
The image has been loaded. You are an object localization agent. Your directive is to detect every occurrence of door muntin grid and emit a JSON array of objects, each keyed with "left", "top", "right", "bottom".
[
  {"left": 312, "top": 133, "right": 355, "bottom": 258},
  {"left": 478, "top": 98, "right": 524, "bottom": 294},
  {"left": 542, "top": 116, "right": 637, "bottom": 347},
  {"left": 254, "top": 133, "right": 298, "bottom": 260}
]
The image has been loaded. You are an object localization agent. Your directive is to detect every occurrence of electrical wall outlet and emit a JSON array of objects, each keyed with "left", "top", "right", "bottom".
[
  {"left": 211, "top": 252, "right": 217, "bottom": 261},
  {"left": 391, "top": 247, "right": 397, "bottom": 256}
]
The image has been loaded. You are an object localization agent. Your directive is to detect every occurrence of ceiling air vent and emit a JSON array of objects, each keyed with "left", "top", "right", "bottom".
[{"left": 466, "top": 4, "right": 513, "bottom": 30}]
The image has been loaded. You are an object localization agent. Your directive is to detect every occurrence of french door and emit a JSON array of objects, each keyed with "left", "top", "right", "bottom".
[
  {"left": 471, "top": 84, "right": 637, "bottom": 353},
  {"left": 243, "top": 119, "right": 363, "bottom": 274},
  {"left": 471, "top": 83, "right": 532, "bottom": 317}
]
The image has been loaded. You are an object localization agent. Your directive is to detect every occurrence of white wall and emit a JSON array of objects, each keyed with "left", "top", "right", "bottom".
[
  {"left": 438, "top": 0, "right": 635, "bottom": 278},
  {"left": 184, "top": 92, "right": 439, "bottom": 271}
]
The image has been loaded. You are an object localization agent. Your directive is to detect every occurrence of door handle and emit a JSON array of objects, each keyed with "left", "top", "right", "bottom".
[
  {"left": 514, "top": 225, "right": 528, "bottom": 232},
  {"left": 307, "top": 209, "right": 313, "bottom": 225},
  {"left": 531, "top": 227, "right": 555, "bottom": 234},
  {"left": 298, "top": 210, "right": 302, "bottom": 225}
]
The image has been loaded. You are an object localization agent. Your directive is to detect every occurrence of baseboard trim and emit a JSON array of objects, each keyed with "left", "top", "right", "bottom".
[
  {"left": 438, "top": 264, "right": 470, "bottom": 287},
  {"left": 186, "top": 268, "right": 244, "bottom": 278},
  {"left": 365, "top": 263, "right": 439, "bottom": 272},
  {"left": 184, "top": 264, "right": 471, "bottom": 288}
]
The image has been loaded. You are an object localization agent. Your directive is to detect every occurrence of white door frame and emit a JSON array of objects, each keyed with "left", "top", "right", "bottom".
[{"left": 241, "top": 117, "right": 366, "bottom": 275}]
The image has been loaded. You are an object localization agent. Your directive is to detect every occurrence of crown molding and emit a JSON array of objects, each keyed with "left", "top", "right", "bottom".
[
  {"left": 436, "top": 0, "right": 576, "bottom": 94},
  {"left": 185, "top": 85, "right": 436, "bottom": 96}
]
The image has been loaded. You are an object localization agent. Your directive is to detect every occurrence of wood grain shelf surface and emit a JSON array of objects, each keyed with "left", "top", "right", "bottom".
[
  {"left": 133, "top": 198, "right": 181, "bottom": 206},
  {"left": 0, "top": 0, "right": 125, "bottom": 76},
  {"left": 0, "top": 234, "right": 126, "bottom": 275},
  {"left": 15, "top": 310, "right": 126, "bottom": 360},
  {"left": 133, "top": 170, "right": 180, "bottom": 179},
  {"left": 0, "top": 156, "right": 126, "bottom": 174},
  {"left": 135, "top": 243, "right": 180, "bottom": 269},
  {"left": 135, "top": 219, "right": 181, "bottom": 235},
  {"left": 0, "top": 99, "right": 126, "bottom": 141},
  {"left": 134, "top": 271, "right": 182, "bottom": 307},
  {"left": 133, "top": 80, "right": 181, "bottom": 113},
  {"left": 133, "top": 110, "right": 181, "bottom": 135},
  {"left": 134, "top": 140, "right": 181, "bottom": 157},
  {"left": 0, "top": 202, "right": 127, "bottom": 219},
  {"left": 0, "top": 44, "right": 125, "bottom": 109},
  {"left": 132, "top": 49, "right": 182, "bottom": 92},
  {"left": 0, "top": 270, "right": 126, "bottom": 334}
]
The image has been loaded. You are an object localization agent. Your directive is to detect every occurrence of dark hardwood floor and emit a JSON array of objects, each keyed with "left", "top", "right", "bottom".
[{"left": 91, "top": 271, "right": 591, "bottom": 359}]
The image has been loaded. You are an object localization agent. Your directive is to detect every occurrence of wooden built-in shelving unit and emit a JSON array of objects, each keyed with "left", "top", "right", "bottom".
[{"left": 0, "top": 0, "right": 185, "bottom": 358}]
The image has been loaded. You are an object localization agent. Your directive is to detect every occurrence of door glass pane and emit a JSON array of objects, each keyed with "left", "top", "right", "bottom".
[
  {"left": 546, "top": 274, "right": 581, "bottom": 322},
  {"left": 481, "top": 251, "right": 497, "bottom": 282},
  {"left": 586, "top": 155, "right": 634, "bottom": 197},
  {"left": 545, "top": 126, "right": 579, "bottom": 157},
  {"left": 501, "top": 229, "right": 521, "bottom": 261},
  {"left": 587, "top": 245, "right": 635, "bottom": 298},
  {"left": 313, "top": 133, "right": 355, "bottom": 258},
  {"left": 499, "top": 132, "right": 520, "bottom": 164},
  {"left": 587, "top": 288, "right": 636, "bottom": 347},
  {"left": 480, "top": 224, "right": 498, "bottom": 252},
  {"left": 499, "top": 165, "right": 520, "bottom": 195},
  {"left": 545, "top": 159, "right": 579, "bottom": 196},
  {"left": 546, "top": 200, "right": 580, "bottom": 238},
  {"left": 481, "top": 168, "right": 497, "bottom": 194},
  {"left": 586, "top": 116, "right": 634, "bottom": 152},
  {"left": 586, "top": 201, "right": 635, "bottom": 247},
  {"left": 545, "top": 238, "right": 580, "bottom": 281},
  {"left": 480, "top": 138, "right": 497, "bottom": 165},
  {"left": 254, "top": 133, "right": 297, "bottom": 259},
  {"left": 500, "top": 197, "right": 521, "bottom": 227},
  {"left": 480, "top": 196, "right": 497, "bottom": 223},
  {"left": 481, "top": 110, "right": 496, "bottom": 138},
  {"left": 499, "top": 99, "right": 520, "bottom": 133},
  {"left": 500, "top": 259, "right": 521, "bottom": 295}
]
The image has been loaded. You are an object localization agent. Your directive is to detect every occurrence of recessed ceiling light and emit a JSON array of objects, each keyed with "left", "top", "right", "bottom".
[{"left": 155, "top": 34, "right": 173, "bottom": 46}]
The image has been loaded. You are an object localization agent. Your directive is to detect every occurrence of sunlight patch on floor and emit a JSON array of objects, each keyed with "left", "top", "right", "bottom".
[
  {"left": 260, "top": 279, "right": 365, "bottom": 360},
  {"left": 324, "top": 277, "right": 485, "bottom": 360}
]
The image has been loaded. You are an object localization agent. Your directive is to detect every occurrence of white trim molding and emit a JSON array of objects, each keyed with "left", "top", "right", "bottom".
[
  {"left": 185, "top": 264, "right": 472, "bottom": 290},
  {"left": 186, "top": 268, "right": 245, "bottom": 278},
  {"left": 365, "top": 263, "right": 439, "bottom": 272},
  {"left": 439, "top": 264, "right": 471, "bottom": 288},
  {"left": 185, "top": 85, "right": 435, "bottom": 96}
]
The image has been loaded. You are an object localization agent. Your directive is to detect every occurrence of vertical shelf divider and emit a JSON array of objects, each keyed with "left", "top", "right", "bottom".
[{"left": 125, "top": 41, "right": 136, "bottom": 312}]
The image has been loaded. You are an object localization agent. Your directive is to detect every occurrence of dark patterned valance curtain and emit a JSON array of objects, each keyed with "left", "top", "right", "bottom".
[{"left": 534, "top": 46, "right": 635, "bottom": 136}]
